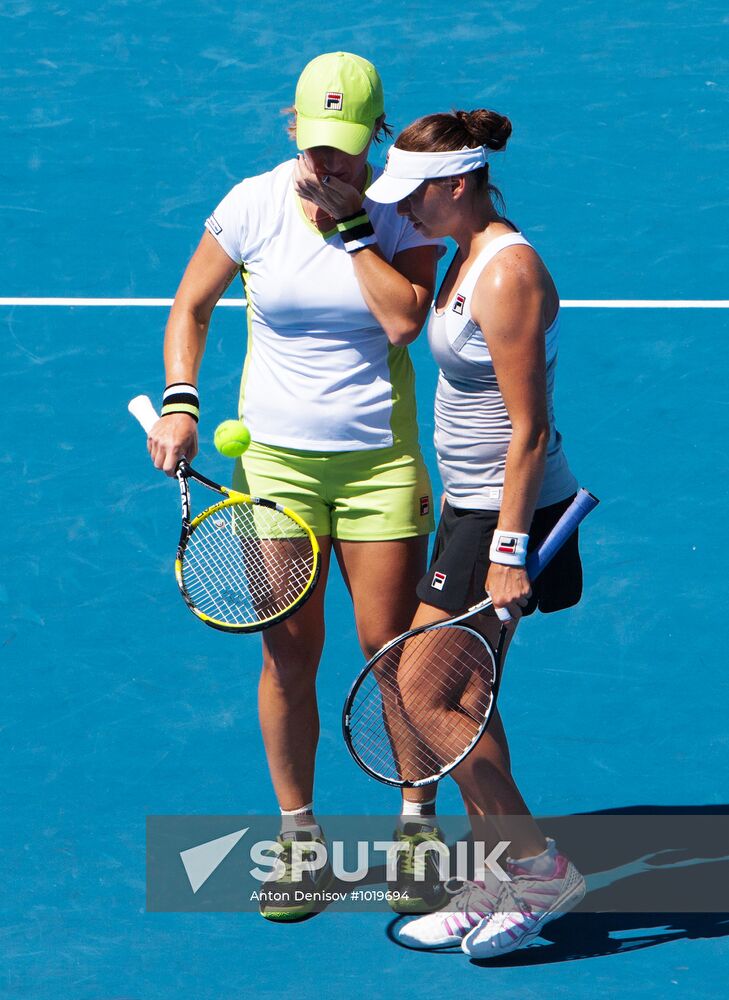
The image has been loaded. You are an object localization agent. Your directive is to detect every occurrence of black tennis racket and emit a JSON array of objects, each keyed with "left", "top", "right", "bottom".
[
  {"left": 129, "top": 394, "right": 321, "bottom": 633},
  {"left": 342, "top": 488, "right": 599, "bottom": 786}
]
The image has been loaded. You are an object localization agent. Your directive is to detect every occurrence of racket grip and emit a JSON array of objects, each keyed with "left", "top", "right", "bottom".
[
  {"left": 526, "top": 488, "right": 599, "bottom": 581},
  {"left": 128, "top": 394, "right": 160, "bottom": 435},
  {"left": 494, "top": 605, "right": 513, "bottom": 623}
]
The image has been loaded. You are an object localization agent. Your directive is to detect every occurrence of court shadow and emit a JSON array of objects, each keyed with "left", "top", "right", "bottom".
[
  {"left": 466, "top": 911, "right": 729, "bottom": 967},
  {"left": 386, "top": 911, "right": 729, "bottom": 964},
  {"left": 385, "top": 804, "right": 729, "bottom": 965}
]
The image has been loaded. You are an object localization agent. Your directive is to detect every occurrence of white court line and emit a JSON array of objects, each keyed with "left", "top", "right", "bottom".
[
  {"left": 560, "top": 300, "right": 729, "bottom": 308},
  {"left": 1, "top": 297, "right": 728, "bottom": 308}
]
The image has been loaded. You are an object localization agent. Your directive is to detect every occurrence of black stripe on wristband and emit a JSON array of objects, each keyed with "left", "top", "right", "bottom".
[
  {"left": 162, "top": 391, "right": 199, "bottom": 408},
  {"left": 342, "top": 221, "right": 377, "bottom": 243}
]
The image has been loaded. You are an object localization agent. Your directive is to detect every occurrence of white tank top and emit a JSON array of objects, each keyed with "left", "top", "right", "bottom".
[{"left": 427, "top": 232, "right": 577, "bottom": 510}]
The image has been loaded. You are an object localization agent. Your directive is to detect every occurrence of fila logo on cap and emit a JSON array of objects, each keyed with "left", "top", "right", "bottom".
[
  {"left": 431, "top": 571, "right": 447, "bottom": 591},
  {"left": 325, "top": 91, "right": 343, "bottom": 110},
  {"left": 453, "top": 294, "right": 465, "bottom": 315}
]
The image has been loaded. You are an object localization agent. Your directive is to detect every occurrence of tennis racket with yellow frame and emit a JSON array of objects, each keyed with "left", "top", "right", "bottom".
[{"left": 129, "top": 394, "right": 321, "bottom": 633}]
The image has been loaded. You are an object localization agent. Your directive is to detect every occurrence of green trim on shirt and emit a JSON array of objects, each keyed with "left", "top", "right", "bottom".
[
  {"left": 386, "top": 342, "right": 419, "bottom": 449},
  {"left": 238, "top": 264, "right": 254, "bottom": 420}
]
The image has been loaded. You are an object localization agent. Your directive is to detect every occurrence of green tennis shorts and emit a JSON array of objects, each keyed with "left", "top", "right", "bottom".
[{"left": 233, "top": 440, "right": 435, "bottom": 541}]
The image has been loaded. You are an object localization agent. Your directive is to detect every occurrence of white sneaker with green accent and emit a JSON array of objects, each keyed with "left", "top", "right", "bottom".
[{"left": 389, "top": 821, "right": 449, "bottom": 915}]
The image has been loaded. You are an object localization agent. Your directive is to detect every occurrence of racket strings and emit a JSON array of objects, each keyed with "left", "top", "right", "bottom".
[
  {"left": 186, "top": 527, "right": 311, "bottom": 614},
  {"left": 185, "top": 526, "right": 311, "bottom": 622},
  {"left": 347, "top": 626, "right": 496, "bottom": 783},
  {"left": 181, "top": 502, "right": 315, "bottom": 626}
]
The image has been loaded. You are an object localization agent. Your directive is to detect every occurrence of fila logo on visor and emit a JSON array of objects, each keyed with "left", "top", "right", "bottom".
[
  {"left": 453, "top": 294, "right": 465, "bottom": 315},
  {"left": 325, "top": 91, "right": 343, "bottom": 110},
  {"left": 431, "top": 571, "right": 447, "bottom": 591}
]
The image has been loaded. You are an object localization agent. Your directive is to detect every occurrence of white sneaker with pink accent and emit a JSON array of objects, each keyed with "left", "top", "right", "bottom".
[
  {"left": 396, "top": 875, "right": 504, "bottom": 949},
  {"left": 461, "top": 841, "right": 586, "bottom": 958}
]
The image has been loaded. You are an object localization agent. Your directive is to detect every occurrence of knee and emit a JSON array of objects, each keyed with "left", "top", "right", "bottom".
[
  {"left": 358, "top": 626, "right": 399, "bottom": 661},
  {"left": 399, "top": 674, "right": 437, "bottom": 721},
  {"left": 261, "top": 645, "right": 320, "bottom": 697}
]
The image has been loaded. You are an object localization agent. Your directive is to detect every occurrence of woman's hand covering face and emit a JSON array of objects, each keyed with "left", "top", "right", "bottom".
[{"left": 293, "top": 154, "right": 364, "bottom": 221}]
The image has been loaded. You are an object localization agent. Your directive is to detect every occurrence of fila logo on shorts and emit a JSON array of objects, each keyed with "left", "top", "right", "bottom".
[
  {"left": 452, "top": 294, "right": 465, "bottom": 315},
  {"left": 431, "top": 571, "right": 447, "bottom": 591},
  {"left": 325, "top": 91, "right": 343, "bottom": 110},
  {"left": 419, "top": 495, "right": 430, "bottom": 516}
]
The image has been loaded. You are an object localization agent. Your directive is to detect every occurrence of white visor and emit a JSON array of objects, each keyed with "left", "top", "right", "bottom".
[{"left": 366, "top": 145, "right": 490, "bottom": 203}]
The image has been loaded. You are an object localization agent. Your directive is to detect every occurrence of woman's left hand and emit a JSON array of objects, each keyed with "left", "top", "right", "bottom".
[
  {"left": 485, "top": 563, "right": 532, "bottom": 624},
  {"left": 293, "top": 156, "right": 363, "bottom": 221}
]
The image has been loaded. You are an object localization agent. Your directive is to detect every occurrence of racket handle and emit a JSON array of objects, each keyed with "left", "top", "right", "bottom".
[
  {"left": 526, "top": 488, "right": 599, "bottom": 581},
  {"left": 494, "top": 606, "right": 513, "bottom": 623},
  {"left": 128, "top": 394, "right": 160, "bottom": 435}
]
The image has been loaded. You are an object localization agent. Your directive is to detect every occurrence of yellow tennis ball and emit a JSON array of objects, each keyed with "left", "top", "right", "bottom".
[{"left": 214, "top": 420, "right": 251, "bottom": 458}]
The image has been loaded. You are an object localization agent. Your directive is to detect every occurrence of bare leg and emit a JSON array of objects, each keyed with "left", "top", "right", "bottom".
[
  {"left": 257, "top": 536, "right": 332, "bottom": 810},
  {"left": 403, "top": 602, "right": 547, "bottom": 858},
  {"left": 452, "top": 612, "right": 547, "bottom": 858},
  {"left": 335, "top": 535, "right": 435, "bottom": 805}
]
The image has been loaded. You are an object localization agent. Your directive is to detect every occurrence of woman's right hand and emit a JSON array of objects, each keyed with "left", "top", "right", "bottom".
[
  {"left": 148, "top": 413, "right": 198, "bottom": 476},
  {"left": 485, "top": 562, "right": 532, "bottom": 625}
]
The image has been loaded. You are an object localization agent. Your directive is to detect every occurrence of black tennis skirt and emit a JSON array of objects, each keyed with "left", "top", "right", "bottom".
[{"left": 416, "top": 494, "right": 583, "bottom": 615}]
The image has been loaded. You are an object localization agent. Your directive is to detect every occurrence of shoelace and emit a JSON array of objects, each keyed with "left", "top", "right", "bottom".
[
  {"left": 397, "top": 829, "right": 444, "bottom": 878},
  {"left": 264, "top": 838, "right": 319, "bottom": 882},
  {"left": 485, "top": 879, "right": 540, "bottom": 930},
  {"left": 444, "top": 877, "right": 505, "bottom": 914}
]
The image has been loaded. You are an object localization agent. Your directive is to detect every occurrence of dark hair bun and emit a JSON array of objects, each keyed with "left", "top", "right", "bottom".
[{"left": 454, "top": 109, "right": 512, "bottom": 151}]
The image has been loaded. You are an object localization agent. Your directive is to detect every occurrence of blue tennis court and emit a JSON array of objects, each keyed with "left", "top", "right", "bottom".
[{"left": 3, "top": 2, "right": 728, "bottom": 997}]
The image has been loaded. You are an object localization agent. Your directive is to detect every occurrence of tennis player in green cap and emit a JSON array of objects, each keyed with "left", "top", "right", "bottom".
[{"left": 145, "top": 51, "right": 445, "bottom": 920}]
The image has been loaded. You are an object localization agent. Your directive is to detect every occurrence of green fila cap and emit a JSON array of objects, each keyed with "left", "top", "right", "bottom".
[{"left": 295, "top": 51, "right": 384, "bottom": 155}]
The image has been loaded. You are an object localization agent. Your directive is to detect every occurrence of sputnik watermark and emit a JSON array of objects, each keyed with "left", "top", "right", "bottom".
[
  {"left": 178, "top": 827, "right": 511, "bottom": 896},
  {"left": 248, "top": 837, "right": 511, "bottom": 885},
  {"left": 148, "top": 813, "right": 729, "bottom": 913}
]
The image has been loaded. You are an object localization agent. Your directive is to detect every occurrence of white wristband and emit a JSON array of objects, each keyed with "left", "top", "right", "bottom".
[{"left": 489, "top": 530, "right": 529, "bottom": 567}]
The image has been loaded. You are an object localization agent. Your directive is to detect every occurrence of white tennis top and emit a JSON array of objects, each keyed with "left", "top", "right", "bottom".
[
  {"left": 205, "top": 160, "right": 443, "bottom": 451},
  {"left": 428, "top": 232, "right": 577, "bottom": 510}
]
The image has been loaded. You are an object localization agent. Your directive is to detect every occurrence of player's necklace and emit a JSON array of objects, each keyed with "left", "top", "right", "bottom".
[{"left": 302, "top": 197, "right": 336, "bottom": 229}]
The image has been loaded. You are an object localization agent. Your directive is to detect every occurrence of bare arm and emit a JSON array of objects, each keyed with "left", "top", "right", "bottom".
[
  {"left": 471, "top": 248, "right": 553, "bottom": 619},
  {"left": 293, "top": 159, "right": 437, "bottom": 344},
  {"left": 149, "top": 232, "right": 240, "bottom": 475},
  {"left": 349, "top": 243, "right": 438, "bottom": 345}
]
